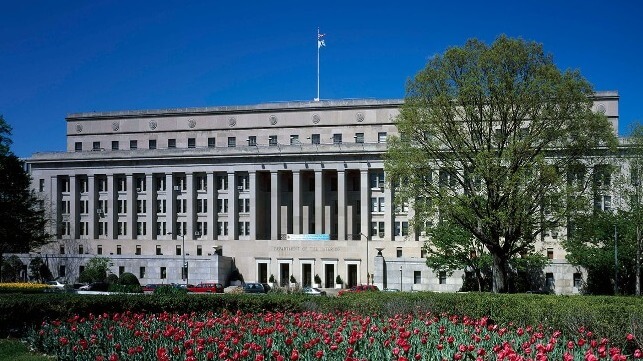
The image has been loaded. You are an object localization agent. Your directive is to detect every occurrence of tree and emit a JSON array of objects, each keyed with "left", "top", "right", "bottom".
[
  {"left": 627, "top": 123, "right": 643, "bottom": 295},
  {"left": 0, "top": 115, "right": 52, "bottom": 280},
  {"left": 28, "top": 256, "right": 53, "bottom": 283},
  {"left": 424, "top": 220, "right": 492, "bottom": 292},
  {"left": 78, "top": 257, "right": 111, "bottom": 283},
  {"left": 563, "top": 210, "right": 638, "bottom": 294},
  {"left": 1, "top": 255, "right": 24, "bottom": 282},
  {"left": 385, "top": 36, "right": 616, "bottom": 293}
]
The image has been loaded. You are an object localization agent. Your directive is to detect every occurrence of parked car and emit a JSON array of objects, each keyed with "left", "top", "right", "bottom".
[
  {"left": 46, "top": 280, "right": 65, "bottom": 289},
  {"left": 301, "top": 287, "right": 326, "bottom": 296},
  {"left": 338, "top": 284, "right": 380, "bottom": 296},
  {"left": 142, "top": 284, "right": 162, "bottom": 293},
  {"left": 187, "top": 283, "right": 224, "bottom": 293},
  {"left": 383, "top": 288, "right": 400, "bottom": 292},
  {"left": 243, "top": 282, "right": 269, "bottom": 294}
]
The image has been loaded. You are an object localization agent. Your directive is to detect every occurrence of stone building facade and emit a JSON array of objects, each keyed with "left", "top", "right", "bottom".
[{"left": 25, "top": 93, "right": 620, "bottom": 294}]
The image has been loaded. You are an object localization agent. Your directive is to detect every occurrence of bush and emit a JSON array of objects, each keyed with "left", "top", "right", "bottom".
[
  {"left": 153, "top": 285, "right": 188, "bottom": 296},
  {"left": 314, "top": 274, "right": 322, "bottom": 284},
  {"left": 335, "top": 275, "right": 343, "bottom": 285}
]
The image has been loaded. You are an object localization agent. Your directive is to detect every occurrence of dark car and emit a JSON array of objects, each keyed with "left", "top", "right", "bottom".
[{"left": 243, "top": 282, "right": 269, "bottom": 294}]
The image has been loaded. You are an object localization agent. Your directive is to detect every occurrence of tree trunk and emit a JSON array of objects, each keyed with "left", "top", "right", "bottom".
[
  {"left": 492, "top": 254, "right": 508, "bottom": 293},
  {"left": 475, "top": 268, "right": 483, "bottom": 292},
  {"left": 637, "top": 225, "right": 641, "bottom": 296}
]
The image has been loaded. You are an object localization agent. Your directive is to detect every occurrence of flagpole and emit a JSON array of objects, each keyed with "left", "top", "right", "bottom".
[{"left": 316, "top": 28, "right": 320, "bottom": 102}]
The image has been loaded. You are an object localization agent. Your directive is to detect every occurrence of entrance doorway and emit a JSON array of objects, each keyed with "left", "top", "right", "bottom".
[
  {"left": 324, "top": 264, "right": 335, "bottom": 288},
  {"left": 347, "top": 264, "right": 357, "bottom": 287},
  {"left": 302, "top": 264, "right": 312, "bottom": 287},
  {"left": 279, "top": 263, "right": 290, "bottom": 287}
]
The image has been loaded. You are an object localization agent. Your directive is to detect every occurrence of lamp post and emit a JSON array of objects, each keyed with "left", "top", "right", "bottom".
[
  {"left": 360, "top": 232, "right": 369, "bottom": 284},
  {"left": 399, "top": 265, "right": 403, "bottom": 292},
  {"left": 169, "top": 231, "right": 187, "bottom": 286}
]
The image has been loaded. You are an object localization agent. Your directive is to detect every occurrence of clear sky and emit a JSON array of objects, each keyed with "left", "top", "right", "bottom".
[{"left": 1, "top": 1, "right": 641, "bottom": 158}]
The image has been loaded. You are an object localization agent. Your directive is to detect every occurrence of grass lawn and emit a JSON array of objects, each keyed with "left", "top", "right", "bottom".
[{"left": 0, "top": 339, "right": 53, "bottom": 360}]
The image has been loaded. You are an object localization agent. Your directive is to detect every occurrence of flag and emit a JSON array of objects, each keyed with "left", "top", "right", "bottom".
[{"left": 318, "top": 33, "right": 325, "bottom": 49}]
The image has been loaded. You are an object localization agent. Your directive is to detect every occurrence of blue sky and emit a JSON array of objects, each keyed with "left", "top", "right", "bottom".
[{"left": 1, "top": 1, "right": 641, "bottom": 158}]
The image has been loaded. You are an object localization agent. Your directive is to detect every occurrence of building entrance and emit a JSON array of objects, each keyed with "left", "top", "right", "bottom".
[
  {"left": 279, "top": 263, "right": 290, "bottom": 286},
  {"left": 302, "top": 264, "right": 312, "bottom": 287},
  {"left": 324, "top": 264, "right": 335, "bottom": 288},
  {"left": 347, "top": 264, "right": 357, "bottom": 287}
]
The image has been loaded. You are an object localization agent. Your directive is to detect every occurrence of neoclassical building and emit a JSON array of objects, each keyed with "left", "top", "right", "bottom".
[{"left": 26, "top": 93, "right": 620, "bottom": 293}]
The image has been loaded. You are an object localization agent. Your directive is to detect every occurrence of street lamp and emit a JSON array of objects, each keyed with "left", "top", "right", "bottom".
[
  {"left": 399, "top": 265, "right": 403, "bottom": 292},
  {"left": 168, "top": 231, "right": 187, "bottom": 286},
  {"left": 359, "top": 232, "right": 369, "bottom": 284}
]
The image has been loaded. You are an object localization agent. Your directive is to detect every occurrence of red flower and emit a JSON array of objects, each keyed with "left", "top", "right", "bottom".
[
  {"left": 108, "top": 354, "right": 118, "bottom": 361},
  {"left": 627, "top": 334, "right": 636, "bottom": 342},
  {"left": 633, "top": 349, "right": 642, "bottom": 358}
]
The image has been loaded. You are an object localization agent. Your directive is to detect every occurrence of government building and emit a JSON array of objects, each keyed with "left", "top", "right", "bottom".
[{"left": 25, "top": 92, "right": 620, "bottom": 294}]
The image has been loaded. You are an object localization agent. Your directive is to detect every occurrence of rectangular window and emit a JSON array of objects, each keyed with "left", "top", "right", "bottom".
[
  {"left": 75, "top": 142, "right": 82, "bottom": 152},
  {"left": 545, "top": 273, "right": 554, "bottom": 290},
  {"left": 208, "top": 137, "right": 216, "bottom": 148},
  {"left": 370, "top": 172, "right": 385, "bottom": 189},
  {"left": 93, "top": 141, "right": 101, "bottom": 150},
  {"left": 117, "top": 177, "right": 126, "bottom": 192},
  {"left": 354, "top": 133, "right": 364, "bottom": 143},
  {"left": 290, "top": 135, "right": 299, "bottom": 145},
  {"left": 156, "top": 221, "right": 166, "bottom": 236},
  {"left": 116, "top": 245, "right": 122, "bottom": 255},
  {"left": 156, "top": 199, "right": 166, "bottom": 214},
  {"left": 118, "top": 266, "right": 124, "bottom": 276},
  {"left": 97, "top": 245, "right": 102, "bottom": 255},
  {"left": 547, "top": 248, "right": 554, "bottom": 260},
  {"left": 196, "top": 176, "right": 207, "bottom": 191},
  {"left": 238, "top": 198, "right": 250, "bottom": 213},
  {"left": 247, "top": 136, "right": 257, "bottom": 146},
  {"left": 188, "top": 138, "right": 196, "bottom": 148},
  {"left": 98, "top": 178, "right": 107, "bottom": 192},
  {"left": 197, "top": 245, "right": 202, "bottom": 256},
  {"left": 156, "top": 245, "right": 162, "bottom": 255},
  {"left": 139, "top": 267, "right": 146, "bottom": 279},
  {"left": 217, "top": 176, "right": 228, "bottom": 190},
  {"left": 311, "top": 134, "right": 320, "bottom": 145},
  {"left": 197, "top": 199, "right": 207, "bottom": 213},
  {"left": 59, "top": 245, "right": 65, "bottom": 254},
  {"left": 168, "top": 139, "right": 176, "bottom": 148},
  {"left": 130, "top": 140, "right": 138, "bottom": 150},
  {"left": 39, "top": 179, "right": 45, "bottom": 192},
  {"left": 136, "top": 222, "right": 146, "bottom": 236},
  {"left": 155, "top": 176, "right": 166, "bottom": 191},
  {"left": 176, "top": 245, "right": 182, "bottom": 256},
  {"left": 137, "top": 200, "right": 146, "bottom": 213},
  {"left": 149, "top": 139, "right": 157, "bottom": 149},
  {"left": 118, "top": 200, "right": 127, "bottom": 214},
  {"left": 269, "top": 135, "right": 278, "bottom": 146},
  {"left": 414, "top": 271, "right": 421, "bottom": 284},
  {"left": 136, "top": 177, "right": 146, "bottom": 192},
  {"left": 217, "top": 221, "right": 228, "bottom": 236},
  {"left": 112, "top": 141, "right": 119, "bottom": 150},
  {"left": 196, "top": 222, "right": 207, "bottom": 236},
  {"left": 59, "top": 265, "right": 66, "bottom": 278},
  {"left": 117, "top": 222, "right": 127, "bottom": 236},
  {"left": 160, "top": 267, "right": 167, "bottom": 279},
  {"left": 378, "top": 132, "right": 387, "bottom": 143},
  {"left": 135, "top": 245, "right": 141, "bottom": 255},
  {"left": 78, "top": 245, "right": 84, "bottom": 254},
  {"left": 396, "top": 247, "right": 402, "bottom": 258},
  {"left": 217, "top": 198, "right": 228, "bottom": 213},
  {"left": 332, "top": 134, "right": 342, "bottom": 144},
  {"left": 228, "top": 137, "right": 236, "bottom": 147},
  {"left": 573, "top": 272, "right": 582, "bottom": 288},
  {"left": 79, "top": 222, "right": 88, "bottom": 236},
  {"left": 439, "top": 271, "right": 447, "bottom": 284}
]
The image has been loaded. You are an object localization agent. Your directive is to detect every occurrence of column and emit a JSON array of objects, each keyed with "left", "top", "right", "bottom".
[
  {"left": 337, "top": 170, "right": 346, "bottom": 241},
  {"left": 69, "top": 175, "right": 78, "bottom": 240},
  {"left": 146, "top": 174, "right": 155, "bottom": 239},
  {"left": 88, "top": 175, "right": 96, "bottom": 239},
  {"left": 360, "top": 170, "right": 369, "bottom": 237},
  {"left": 249, "top": 171, "right": 257, "bottom": 239},
  {"left": 50, "top": 176, "right": 59, "bottom": 237},
  {"left": 271, "top": 171, "right": 280, "bottom": 240},
  {"left": 186, "top": 173, "right": 195, "bottom": 240},
  {"left": 107, "top": 174, "right": 116, "bottom": 239},
  {"left": 166, "top": 173, "right": 175, "bottom": 237},
  {"left": 228, "top": 171, "right": 237, "bottom": 240},
  {"left": 293, "top": 171, "right": 301, "bottom": 234},
  {"left": 314, "top": 170, "right": 323, "bottom": 234},
  {"left": 384, "top": 171, "right": 393, "bottom": 241},
  {"left": 206, "top": 172, "right": 215, "bottom": 240},
  {"left": 126, "top": 174, "right": 135, "bottom": 239}
]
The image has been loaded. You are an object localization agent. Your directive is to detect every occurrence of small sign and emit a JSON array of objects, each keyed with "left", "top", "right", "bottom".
[{"left": 286, "top": 234, "right": 330, "bottom": 241}]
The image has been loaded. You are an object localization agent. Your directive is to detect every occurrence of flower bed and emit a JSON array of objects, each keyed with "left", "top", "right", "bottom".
[
  {"left": 0, "top": 282, "right": 49, "bottom": 293},
  {"left": 27, "top": 310, "right": 641, "bottom": 360}
]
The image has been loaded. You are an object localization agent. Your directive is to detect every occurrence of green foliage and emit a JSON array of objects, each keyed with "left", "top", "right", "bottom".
[
  {"left": 0, "top": 339, "right": 52, "bottom": 361},
  {"left": 289, "top": 274, "right": 296, "bottom": 283},
  {"left": 1, "top": 255, "right": 25, "bottom": 282},
  {"left": 385, "top": 35, "right": 617, "bottom": 292},
  {"left": 28, "top": 257, "right": 53, "bottom": 283},
  {"left": 269, "top": 274, "right": 276, "bottom": 283},
  {"left": 78, "top": 257, "right": 110, "bottom": 283},
  {"left": 335, "top": 275, "right": 343, "bottom": 284},
  {"left": 153, "top": 285, "right": 188, "bottom": 296},
  {"left": 117, "top": 272, "right": 140, "bottom": 286},
  {"left": 314, "top": 274, "right": 322, "bottom": 284}
]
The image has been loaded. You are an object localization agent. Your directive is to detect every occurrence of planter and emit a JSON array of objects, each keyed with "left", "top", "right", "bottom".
[
  {"left": 313, "top": 283, "right": 321, "bottom": 288},
  {"left": 290, "top": 283, "right": 297, "bottom": 288},
  {"left": 335, "top": 283, "right": 342, "bottom": 289}
]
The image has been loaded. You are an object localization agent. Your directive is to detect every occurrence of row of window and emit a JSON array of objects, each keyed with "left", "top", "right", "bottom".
[
  {"left": 74, "top": 132, "right": 389, "bottom": 152},
  {"left": 53, "top": 174, "right": 248, "bottom": 193}
]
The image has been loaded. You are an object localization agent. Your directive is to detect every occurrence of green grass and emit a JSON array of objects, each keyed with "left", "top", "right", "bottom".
[{"left": 0, "top": 339, "right": 53, "bottom": 360}]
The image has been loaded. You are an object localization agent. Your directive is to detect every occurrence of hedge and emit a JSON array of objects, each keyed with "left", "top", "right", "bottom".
[{"left": 1, "top": 292, "right": 641, "bottom": 348}]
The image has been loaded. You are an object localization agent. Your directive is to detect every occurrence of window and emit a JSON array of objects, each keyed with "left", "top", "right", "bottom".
[
  {"left": 196, "top": 222, "right": 207, "bottom": 236},
  {"left": 188, "top": 138, "right": 196, "bottom": 148},
  {"left": 332, "top": 134, "right": 342, "bottom": 144},
  {"left": 176, "top": 245, "right": 182, "bottom": 256},
  {"left": 155, "top": 176, "right": 166, "bottom": 191},
  {"left": 371, "top": 222, "right": 385, "bottom": 238},
  {"left": 238, "top": 221, "right": 250, "bottom": 236},
  {"left": 78, "top": 245, "right": 84, "bottom": 254},
  {"left": 168, "top": 139, "right": 176, "bottom": 148},
  {"left": 228, "top": 137, "right": 236, "bottom": 147},
  {"left": 137, "top": 222, "right": 146, "bottom": 236},
  {"left": 196, "top": 175, "right": 207, "bottom": 191},
  {"left": 217, "top": 198, "right": 228, "bottom": 213},
  {"left": 217, "top": 176, "right": 228, "bottom": 190},
  {"left": 176, "top": 222, "right": 187, "bottom": 236},
  {"left": 137, "top": 200, "right": 146, "bottom": 213},
  {"left": 396, "top": 247, "right": 402, "bottom": 258},
  {"left": 130, "top": 140, "right": 138, "bottom": 150},
  {"left": 238, "top": 174, "right": 250, "bottom": 190},
  {"left": 371, "top": 197, "right": 385, "bottom": 213},
  {"left": 139, "top": 267, "right": 146, "bottom": 279},
  {"left": 156, "top": 245, "right": 162, "bottom": 255},
  {"left": 149, "top": 139, "right": 157, "bottom": 149},
  {"left": 196, "top": 245, "right": 202, "bottom": 256},
  {"left": 197, "top": 199, "right": 208, "bottom": 213},
  {"left": 370, "top": 172, "right": 385, "bottom": 189},
  {"left": 311, "top": 134, "right": 320, "bottom": 145},
  {"left": 176, "top": 199, "right": 187, "bottom": 213},
  {"left": 160, "top": 267, "right": 167, "bottom": 279},
  {"left": 97, "top": 245, "right": 102, "bottom": 255},
  {"left": 594, "top": 194, "right": 612, "bottom": 212},
  {"left": 175, "top": 176, "right": 187, "bottom": 191},
  {"left": 79, "top": 200, "right": 88, "bottom": 214},
  {"left": 136, "top": 177, "right": 146, "bottom": 192},
  {"left": 421, "top": 248, "right": 427, "bottom": 258},
  {"left": 59, "top": 245, "right": 65, "bottom": 255},
  {"left": 438, "top": 271, "right": 447, "bottom": 284},
  {"left": 75, "top": 142, "right": 82, "bottom": 152},
  {"left": 59, "top": 265, "right": 66, "bottom": 278},
  {"left": 60, "top": 221, "right": 70, "bottom": 236},
  {"left": 117, "top": 177, "right": 126, "bottom": 192},
  {"left": 79, "top": 222, "right": 88, "bottom": 236},
  {"left": 135, "top": 245, "right": 141, "bottom": 255},
  {"left": 247, "top": 136, "right": 256, "bottom": 146},
  {"left": 156, "top": 221, "right": 166, "bottom": 236},
  {"left": 354, "top": 133, "right": 364, "bottom": 143},
  {"left": 112, "top": 141, "right": 119, "bottom": 150},
  {"left": 547, "top": 248, "right": 554, "bottom": 260},
  {"left": 156, "top": 199, "right": 166, "bottom": 214},
  {"left": 238, "top": 198, "right": 250, "bottom": 213},
  {"left": 395, "top": 221, "right": 409, "bottom": 236},
  {"left": 118, "top": 222, "right": 127, "bottom": 236},
  {"left": 61, "top": 178, "right": 70, "bottom": 192},
  {"left": 217, "top": 221, "right": 228, "bottom": 236},
  {"left": 118, "top": 200, "right": 127, "bottom": 214},
  {"left": 208, "top": 137, "right": 216, "bottom": 148},
  {"left": 93, "top": 141, "right": 101, "bottom": 150},
  {"left": 118, "top": 266, "right": 124, "bottom": 276},
  {"left": 290, "top": 135, "right": 299, "bottom": 145},
  {"left": 98, "top": 177, "right": 107, "bottom": 192},
  {"left": 39, "top": 179, "right": 45, "bottom": 192},
  {"left": 414, "top": 271, "right": 421, "bottom": 284},
  {"left": 98, "top": 222, "right": 107, "bottom": 236},
  {"left": 269, "top": 135, "right": 278, "bottom": 146},
  {"left": 545, "top": 272, "right": 554, "bottom": 290},
  {"left": 573, "top": 272, "right": 582, "bottom": 288},
  {"left": 116, "top": 245, "right": 122, "bottom": 255},
  {"left": 378, "top": 132, "right": 387, "bottom": 143}
]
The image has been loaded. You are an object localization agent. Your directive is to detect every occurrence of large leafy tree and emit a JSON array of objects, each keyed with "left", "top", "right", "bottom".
[
  {"left": 627, "top": 123, "right": 643, "bottom": 295},
  {"left": 385, "top": 36, "right": 616, "bottom": 293},
  {"left": 0, "top": 115, "right": 52, "bottom": 280}
]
